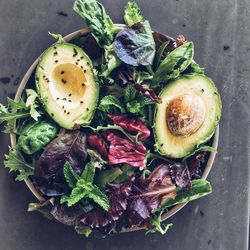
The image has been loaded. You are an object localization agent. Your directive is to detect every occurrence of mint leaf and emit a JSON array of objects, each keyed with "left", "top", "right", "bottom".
[
  {"left": 88, "top": 185, "right": 109, "bottom": 211},
  {"left": 66, "top": 179, "right": 91, "bottom": 207},
  {"left": 124, "top": 84, "right": 137, "bottom": 103},
  {"left": 63, "top": 162, "right": 79, "bottom": 189},
  {"left": 98, "top": 95, "right": 125, "bottom": 113},
  {"left": 81, "top": 162, "right": 95, "bottom": 183},
  {"left": 4, "top": 147, "right": 34, "bottom": 181}
]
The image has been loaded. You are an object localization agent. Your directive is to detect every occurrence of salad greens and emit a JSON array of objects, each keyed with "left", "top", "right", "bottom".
[
  {"left": 124, "top": 1, "right": 144, "bottom": 26},
  {"left": 0, "top": 0, "right": 221, "bottom": 238}
]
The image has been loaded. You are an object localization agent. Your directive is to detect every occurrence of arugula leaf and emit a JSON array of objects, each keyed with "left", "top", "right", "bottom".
[
  {"left": 63, "top": 162, "right": 80, "bottom": 189},
  {"left": 153, "top": 42, "right": 194, "bottom": 87},
  {"left": 25, "top": 89, "right": 41, "bottom": 121},
  {"left": 158, "top": 179, "right": 212, "bottom": 211},
  {"left": 124, "top": 1, "right": 144, "bottom": 26},
  {"left": 4, "top": 147, "right": 34, "bottom": 181},
  {"left": 98, "top": 95, "right": 126, "bottom": 114},
  {"left": 148, "top": 212, "right": 173, "bottom": 235},
  {"left": 114, "top": 164, "right": 135, "bottom": 184},
  {"left": 48, "top": 32, "right": 65, "bottom": 43},
  {"left": 73, "top": 0, "right": 119, "bottom": 47},
  {"left": 114, "top": 21, "right": 156, "bottom": 66}
]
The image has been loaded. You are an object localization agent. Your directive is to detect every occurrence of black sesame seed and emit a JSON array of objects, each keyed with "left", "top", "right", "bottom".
[
  {"left": 80, "top": 101, "right": 84, "bottom": 104},
  {"left": 51, "top": 113, "right": 54, "bottom": 117},
  {"left": 86, "top": 62, "right": 90, "bottom": 65},
  {"left": 69, "top": 93, "right": 72, "bottom": 97},
  {"left": 43, "top": 75, "right": 46, "bottom": 79},
  {"left": 56, "top": 97, "right": 59, "bottom": 100},
  {"left": 68, "top": 100, "right": 72, "bottom": 102},
  {"left": 54, "top": 46, "right": 57, "bottom": 50},
  {"left": 39, "top": 66, "right": 44, "bottom": 70},
  {"left": 64, "top": 110, "right": 66, "bottom": 113},
  {"left": 81, "top": 66, "right": 84, "bottom": 69},
  {"left": 62, "top": 98, "right": 66, "bottom": 101},
  {"left": 62, "top": 105, "right": 65, "bottom": 109},
  {"left": 54, "top": 51, "right": 58, "bottom": 56},
  {"left": 73, "top": 48, "right": 78, "bottom": 57},
  {"left": 61, "top": 79, "right": 67, "bottom": 84},
  {"left": 201, "top": 89, "right": 204, "bottom": 92},
  {"left": 77, "top": 59, "right": 80, "bottom": 62},
  {"left": 55, "top": 60, "right": 58, "bottom": 63},
  {"left": 84, "top": 70, "right": 87, "bottom": 73},
  {"left": 82, "top": 83, "right": 85, "bottom": 87},
  {"left": 80, "top": 56, "right": 84, "bottom": 59},
  {"left": 160, "top": 143, "right": 164, "bottom": 147},
  {"left": 76, "top": 62, "right": 78, "bottom": 65},
  {"left": 67, "top": 112, "right": 70, "bottom": 115},
  {"left": 86, "top": 108, "right": 89, "bottom": 111},
  {"left": 61, "top": 71, "right": 65, "bottom": 74}
]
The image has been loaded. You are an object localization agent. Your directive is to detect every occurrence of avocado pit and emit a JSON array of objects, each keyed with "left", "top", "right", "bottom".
[{"left": 167, "top": 94, "right": 206, "bottom": 136}]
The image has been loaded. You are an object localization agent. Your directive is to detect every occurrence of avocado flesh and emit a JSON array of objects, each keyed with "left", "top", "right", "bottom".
[
  {"left": 154, "top": 74, "right": 221, "bottom": 158},
  {"left": 36, "top": 43, "right": 99, "bottom": 129}
]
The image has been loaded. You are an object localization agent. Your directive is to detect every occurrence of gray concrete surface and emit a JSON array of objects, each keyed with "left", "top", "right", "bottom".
[{"left": 0, "top": 0, "right": 249, "bottom": 249}]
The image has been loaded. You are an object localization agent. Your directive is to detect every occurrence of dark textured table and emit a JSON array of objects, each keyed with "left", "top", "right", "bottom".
[{"left": 0, "top": 0, "right": 249, "bottom": 249}]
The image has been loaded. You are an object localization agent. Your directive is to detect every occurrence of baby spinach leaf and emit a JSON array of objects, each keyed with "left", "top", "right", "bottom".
[
  {"left": 158, "top": 179, "right": 212, "bottom": 211},
  {"left": 73, "top": 0, "right": 119, "bottom": 47},
  {"left": 17, "top": 120, "right": 58, "bottom": 155},
  {"left": 124, "top": 1, "right": 144, "bottom": 26},
  {"left": 114, "top": 21, "right": 156, "bottom": 66},
  {"left": 153, "top": 42, "right": 194, "bottom": 87}
]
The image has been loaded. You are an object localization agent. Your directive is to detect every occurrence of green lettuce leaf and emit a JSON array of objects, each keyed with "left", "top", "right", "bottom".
[{"left": 124, "top": 1, "right": 144, "bottom": 26}]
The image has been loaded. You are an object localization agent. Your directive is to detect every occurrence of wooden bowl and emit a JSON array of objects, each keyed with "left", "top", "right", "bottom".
[{"left": 10, "top": 27, "right": 219, "bottom": 232}]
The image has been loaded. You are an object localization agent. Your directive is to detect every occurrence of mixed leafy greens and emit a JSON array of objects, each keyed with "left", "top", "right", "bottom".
[{"left": 0, "top": 0, "right": 221, "bottom": 238}]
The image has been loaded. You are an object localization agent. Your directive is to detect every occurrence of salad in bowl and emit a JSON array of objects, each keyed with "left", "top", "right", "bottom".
[{"left": 0, "top": 0, "right": 221, "bottom": 237}]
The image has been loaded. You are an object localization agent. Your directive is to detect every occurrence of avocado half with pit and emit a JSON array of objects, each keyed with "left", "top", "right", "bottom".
[
  {"left": 36, "top": 42, "right": 99, "bottom": 129},
  {"left": 154, "top": 74, "right": 221, "bottom": 158}
]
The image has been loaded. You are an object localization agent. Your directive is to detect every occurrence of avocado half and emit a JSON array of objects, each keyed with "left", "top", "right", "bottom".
[
  {"left": 36, "top": 42, "right": 99, "bottom": 129},
  {"left": 154, "top": 74, "right": 221, "bottom": 158}
]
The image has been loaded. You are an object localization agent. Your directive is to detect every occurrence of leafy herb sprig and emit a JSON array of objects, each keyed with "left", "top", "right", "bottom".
[{"left": 61, "top": 162, "right": 109, "bottom": 211}]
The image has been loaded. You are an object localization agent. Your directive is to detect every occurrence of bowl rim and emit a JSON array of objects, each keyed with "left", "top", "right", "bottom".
[{"left": 10, "top": 27, "right": 219, "bottom": 232}]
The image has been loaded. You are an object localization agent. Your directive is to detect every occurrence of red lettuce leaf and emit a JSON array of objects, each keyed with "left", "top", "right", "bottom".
[
  {"left": 80, "top": 178, "right": 134, "bottom": 228},
  {"left": 107, "top": 131, "right": 147, "bottom": 168},
  {"left": 108, "top": 114, "right": 150, "bottom": 140},
  {"left": 168, "top": 161, "right": 192, "bottom": 189},
  {"left": 87, "top": 134, "right": 109, "bottom": 160},
  {"left": 34, "top": 131, "right": 87, "bottom": 196},
  {"left": 187, "top": 151, "right": 207, "bottom": 178},
  {"left": 80, "top": 165, "right": 176, "bottom": 231}
]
